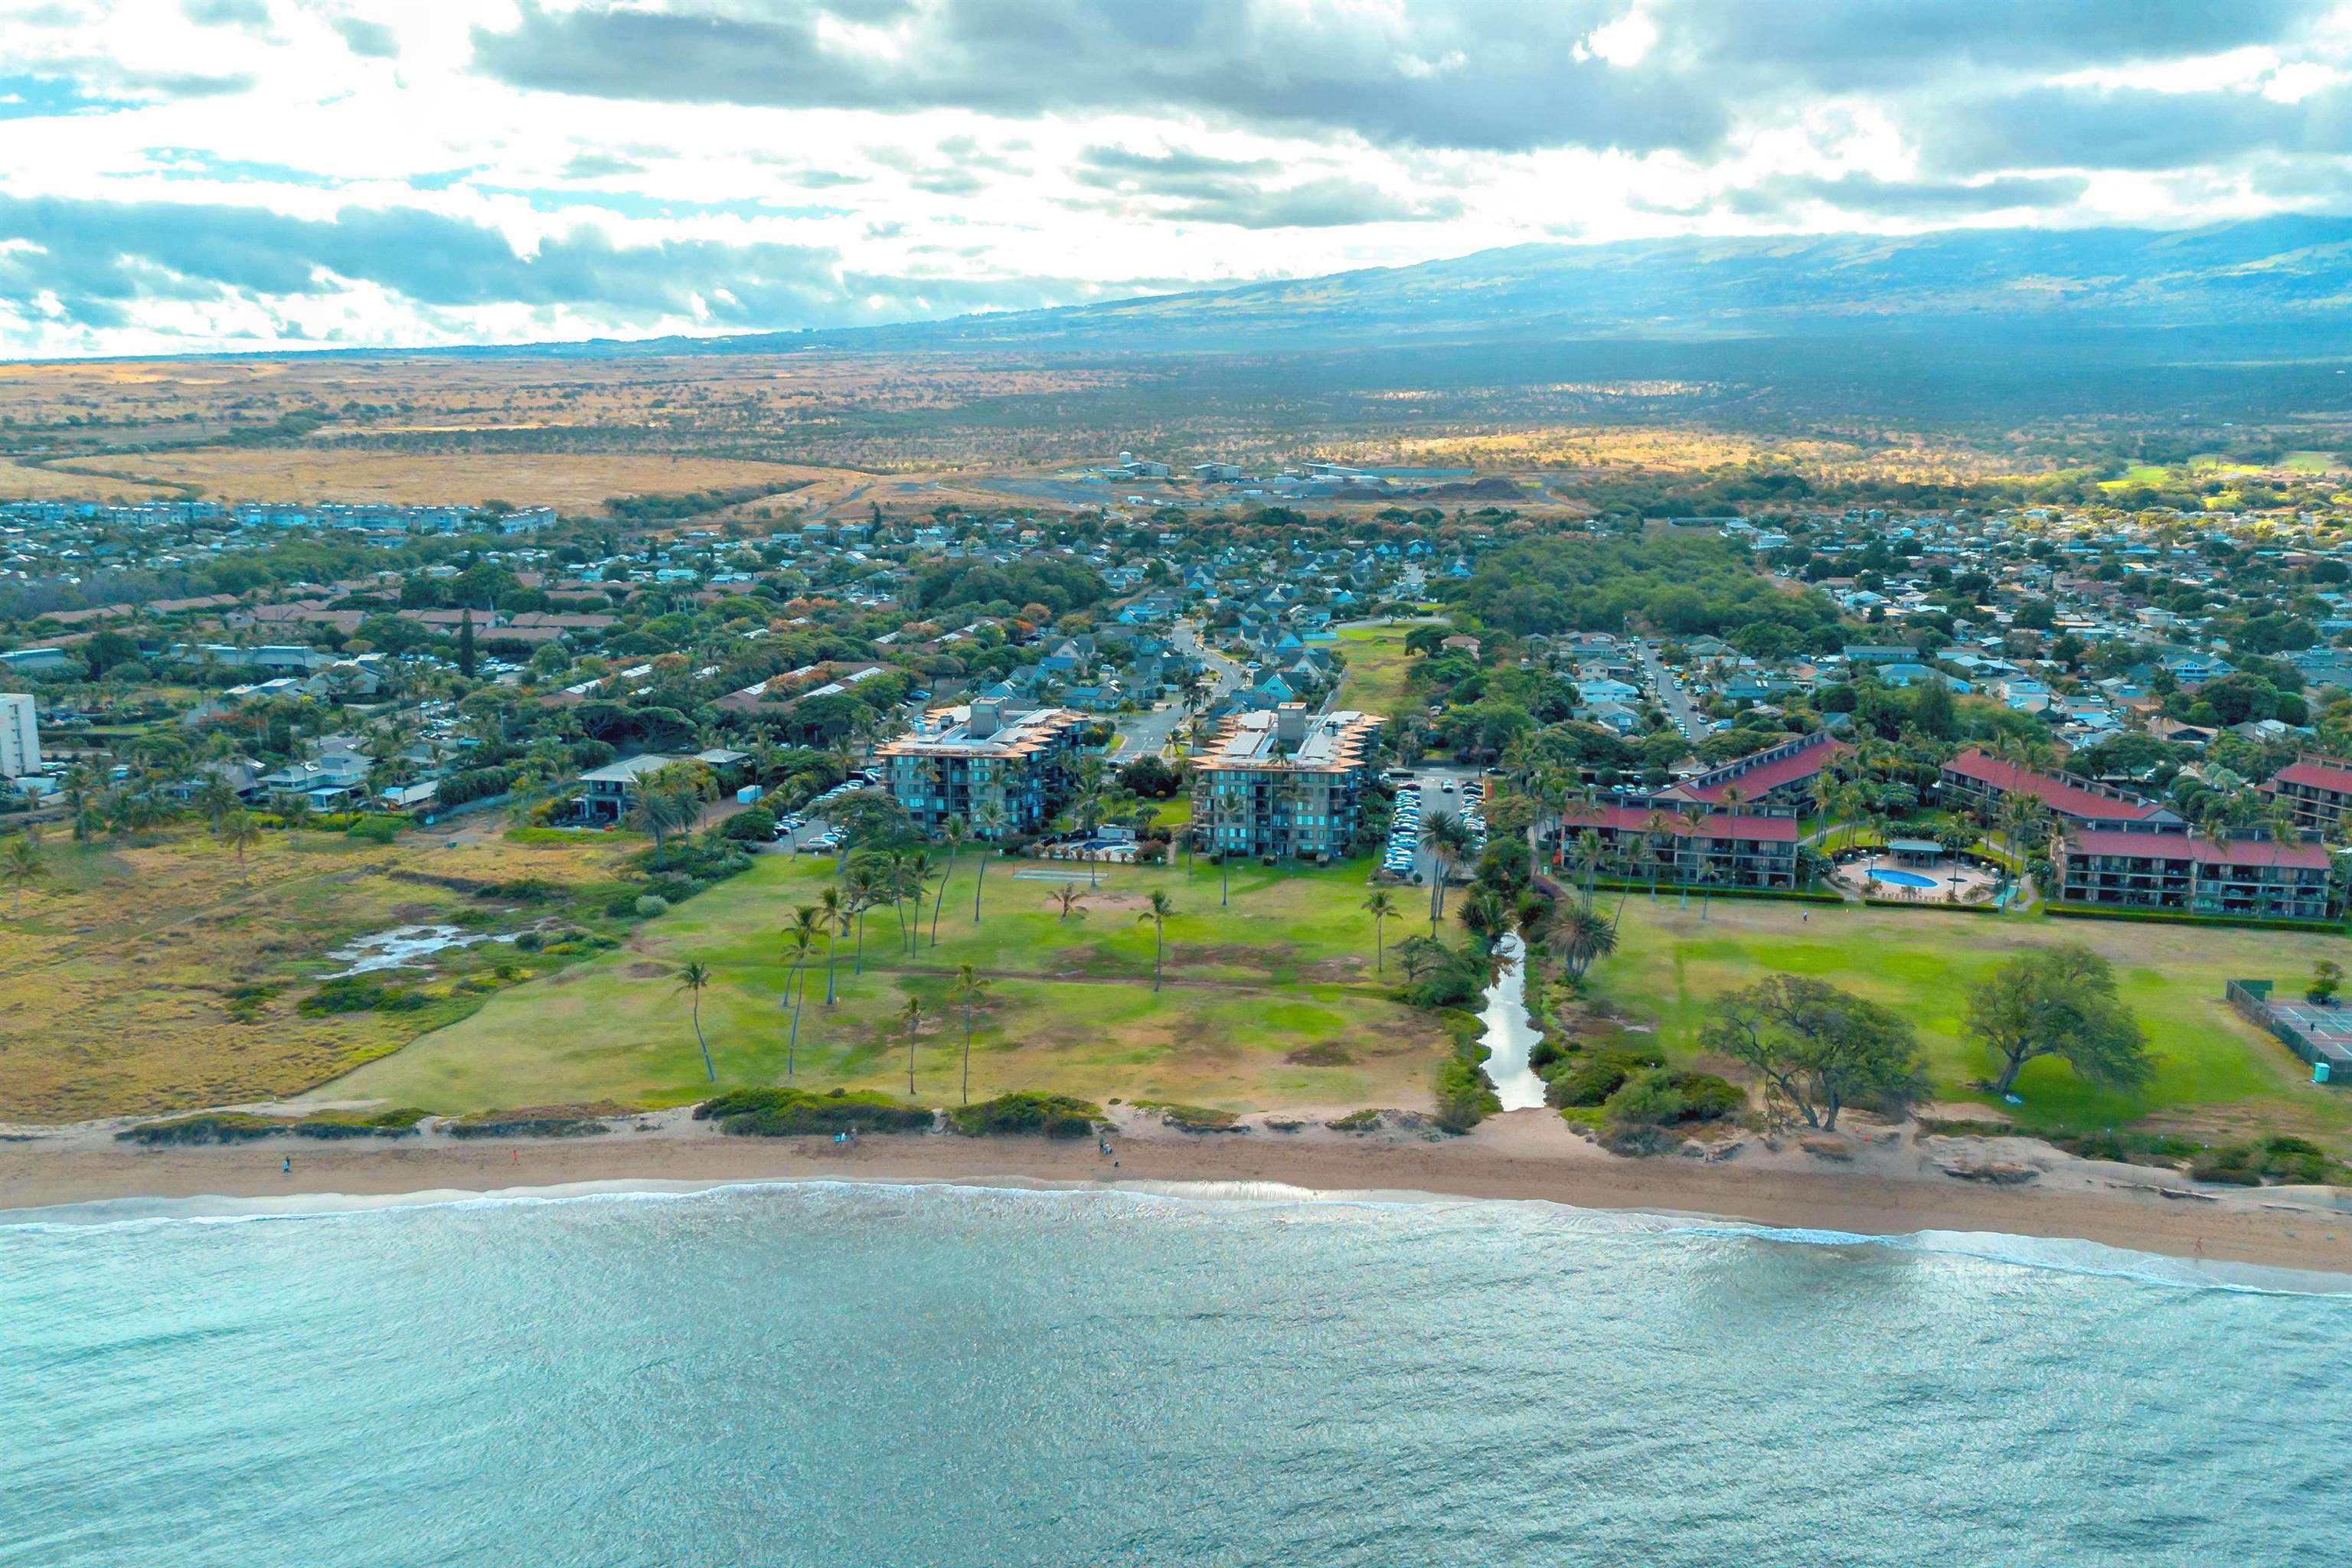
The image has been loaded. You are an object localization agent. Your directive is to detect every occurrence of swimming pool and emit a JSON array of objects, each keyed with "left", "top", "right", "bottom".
[{"left": 1867, "top": 867, "right": 1939, "bottom": 890}]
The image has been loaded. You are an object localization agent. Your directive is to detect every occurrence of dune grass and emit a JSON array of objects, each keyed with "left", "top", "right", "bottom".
[{"left": 0, "top": 825, "right": 635, "bottom": 1122}]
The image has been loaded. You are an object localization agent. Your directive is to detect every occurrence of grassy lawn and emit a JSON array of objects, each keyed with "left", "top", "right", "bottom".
[
  {"left": 0, "top": 825, "right": 639, "bottom": 1122},
  {"left": 328, "top": 851, "right": 1450, "bottom": 1116},
  {"left": 1334, "top": 624, "right": 1417, "bottom": 717},
  {"left": 1579, "top": 893, "right": 2352, "bottom": 1145}
]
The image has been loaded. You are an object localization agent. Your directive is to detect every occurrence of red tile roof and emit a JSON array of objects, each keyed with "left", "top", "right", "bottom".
[
  {"left": 1942, "top": 750, "right": 2163, "bottom": 822},
  {"left": 1563, "top": 805, "right": 1799, "bottom": 842},
  {"left": 1674, "top": 733, "right": 1845, "bottom": 805},
  {"left": 2274, "top": 757, "right": 2352, "bottom": 795},
  {"left": 2067, "top": 828, "right": 2331, "bottom": 870}
]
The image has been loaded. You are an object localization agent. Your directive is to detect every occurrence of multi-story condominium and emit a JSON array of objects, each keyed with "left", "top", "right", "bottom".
[
  {"left": 0, "top": 693, "right": 39, "bottom": 779},
  {"left": 1655, "top": 730, "right": 1844, "bottom": 816},
  {"left": 2265, "top": 755, "right": 2352, "bottom": 835},
  {"left": 2055, "top": 824, "right": 2332, "bottom": 923},
  {"left": 1939, "top": 749, "right": 2182, "bottom": 825},
  {"left": 1554, "top": 805, "right": 1802, "bottom": 889},
  {"left": 876, "top": 701, "right": 1086, "bottom": 837},
  {"left": 1192, "top": 704, "right": 1381, "bottom": 861}
]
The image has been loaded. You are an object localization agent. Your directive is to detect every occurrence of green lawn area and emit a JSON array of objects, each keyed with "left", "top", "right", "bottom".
[
  {"left": 325, "top": 850, "right": 1449, "bottom": 1116},
  {"left": 1334, "top": 624, "right": 1417, "bottom": 717},
  {"left": 1581, "top": 894, "right": 2352, "bottom": 1145}
]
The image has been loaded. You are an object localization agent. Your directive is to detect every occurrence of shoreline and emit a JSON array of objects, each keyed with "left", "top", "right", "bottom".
[{"left": 6, "top": 1108, "right": 2351, "bottom": 1276}]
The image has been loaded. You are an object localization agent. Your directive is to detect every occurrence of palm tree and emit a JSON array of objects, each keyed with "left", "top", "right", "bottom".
[
  {"left": 1544, "top": 897, "right": 1617, "bottom": 982},
  {"left": 1362, "top": 888, "right": 1397, "bottom": 972},
  {"left": 929, "top": 815, "right": 967, "bottom": 946},
  {"left": 818, "top": 885, "right": 848, "bottom": 1005},
  {"left": 1425, "top": 811, "right": 1473, "bottom": 933},
  {"left": 900, "top": 850, "right": 939, "bottom": 956},
  {"left": 1054, "top": 884, "right": 1086, "bottom": 921},
  {"left": 1138, "top": 889, "right": 1174, "bottom": 991},
  {"left": 195, "top": 773, "right": 237, "bottom": 833},
  {"left": 1638, "top": 810, "right": 1678, "bottom": 905},
  {"left": 675, "top": 959, "right": 715, "bottom": 1083},
  {"left": 1694, "top": 859, "right": 1722, "bottom": 920},
  {"left": 969, "top": 801, "right": 1010, "bottom": 923},
  {"left": 899, "top": 995, "right": 926, "bottom": 1098},
  {"left": 1, "top": 831, "right": 44, "bottom": 919},
  {"left": 782, "top": 909, "right": 822, "bottom": 1078},
  {"left": 949, "top": 962, "right": 990, "bottom": 1104},
  {"left": 219, "top": 809, "right": 262, "bottom": 881},
  {"left": 1571, "top": 827, "right": 1606, "bottom": 900},
  {"left": 1456, "top": 884, "right": 1508, "bottom": 946},
  {"left": 843, "top": 863, "right": 881, "bottom": 975}
]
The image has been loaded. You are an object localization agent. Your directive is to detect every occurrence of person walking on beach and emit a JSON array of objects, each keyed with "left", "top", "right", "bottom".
[{"left": 281, "top": 1156, "right": 290, "bottom": 1174}]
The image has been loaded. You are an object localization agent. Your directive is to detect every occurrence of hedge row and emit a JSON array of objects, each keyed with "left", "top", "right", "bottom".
[
  {"left": 1581, "top": 877, "right": 1844, "bottom": 906},
  {"left": 2047, "top": 903, "right": 2344, "bottom": 936}
]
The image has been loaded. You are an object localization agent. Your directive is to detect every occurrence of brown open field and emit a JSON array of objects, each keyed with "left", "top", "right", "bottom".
[
  {"left": 41, "top": 449, "right": 866, "bottom": 511},
  {"left": 0, "top": 825, "right": 637, "bottom": 1124},
  {"left": 0, "top": 458, "right": 181, "bottom": 503}
]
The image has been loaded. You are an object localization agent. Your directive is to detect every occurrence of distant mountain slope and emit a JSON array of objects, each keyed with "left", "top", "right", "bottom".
[{"left": 532, "top": 215, "right": 2352, "bottom": 359}]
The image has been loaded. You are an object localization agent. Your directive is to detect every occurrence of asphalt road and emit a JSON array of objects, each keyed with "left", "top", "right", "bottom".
[{"left": 1634, "top": 638, "right": 1704, "bottom": 742}]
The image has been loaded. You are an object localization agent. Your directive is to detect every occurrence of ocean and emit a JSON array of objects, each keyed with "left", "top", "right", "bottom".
[{"left": 5, "top": 1181, "right": 2348, "bottom": 1567}]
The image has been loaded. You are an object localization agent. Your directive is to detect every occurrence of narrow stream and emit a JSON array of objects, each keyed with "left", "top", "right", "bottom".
[{"left": 1478, "top": 933, "right": 1549, "bottom": 1110}]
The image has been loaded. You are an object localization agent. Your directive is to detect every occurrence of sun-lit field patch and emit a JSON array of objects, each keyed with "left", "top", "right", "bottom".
[{"left": 328, "top": 851, "right": 1451, "bottom": 1116}]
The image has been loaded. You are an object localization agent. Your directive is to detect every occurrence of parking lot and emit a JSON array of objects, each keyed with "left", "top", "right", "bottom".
[{"left": 1381, "top": 766, "right": 1490, "bottom": 884}]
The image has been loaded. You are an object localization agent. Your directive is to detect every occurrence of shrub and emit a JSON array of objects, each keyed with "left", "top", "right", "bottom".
[
  {"left": 345, "top": 815, "right": 400, "bottom": 844},
  {"left": 1432, "top": 1054, "right": 1501, "bottom": 1133},
  {"left": 118, "top": 1113, "right": 284, "bottom": 1145},
  {"left": 1325, "top": 1108, "right": 1383, "bottom": 1132},
  {"left": 720, "top": 806, "right": 777, "bottom": 843},
  {"left": 1601, "top": 1068, "right": 1745, "bottom": 1131},
  {"left": 949, "top": 1091, "right": 1102, "bottom": 1138},
  {"left": 696, "top": 1087, "right": 931, "bottom": 1136},
  {"left": 445, "top": 1107, "right": 618, "bottom": 1138},
  {"left": 1139, "top": 1102, "right": 1243, "bottom": 1132},
  {"left": 300, "top": 975, "right": 399, "bottom": 1014},
  {"left": 1543, "top": 1047, "right": 1664, "bottom": 1109},
  {"left": 634, "top": 895, "right": 671, "bottom": 918},
  {"left": 291, "top": 1108, "right": 430, "bottom": 1139},
  {"left": 514, "top": 931, "right": 544, "bottom": 952}
]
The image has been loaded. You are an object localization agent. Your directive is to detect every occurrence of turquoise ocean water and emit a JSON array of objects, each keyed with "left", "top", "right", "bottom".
[{"left": 5, "top": 1181, "right": 2349, "bottom": 1566}]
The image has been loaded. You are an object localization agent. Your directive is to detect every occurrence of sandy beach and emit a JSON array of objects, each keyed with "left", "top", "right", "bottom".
[{"left": 5, "top": 1106, "right": 2349, "bottom": 1275}]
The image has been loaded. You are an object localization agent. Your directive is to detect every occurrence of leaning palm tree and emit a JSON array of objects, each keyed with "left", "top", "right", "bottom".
[
  {"left": 1054, "top": 884, "right": 1086, "bottom": 922},
  {"left": 949, "top": 962, "right": 990, "bottom": 1105},
  {"left": 924, "top": 816, "right": 966, "bottom": 946},
  {"left": 1, "top": 831, "right": 45, "bottom": 919},
  {"left": 1362, "top": 888, "right": 1398, "bottom": 972},
  {"left": 781, "top": 913, "right": 821, "bottom": 1078},
  {"left": 218, "top": 809, "right": 263, "bottom": 881},
  {"left": 899, "top": 994, "right": 926, "bottom": 1098},
  {"left": 842, "top": 863, "right": 882, "bottom": 975},
  {"left": 1138, "top": 889, "right": 1174, "bottom": 991},
  {"left": 1694, "top": 859, "right": 1723, "bottom": 920},
  {"left": 676, "top": 959, "right": 716, "bottom": 1083},
  {"left": 969, "top": 801, "right": 1009, "bottom": 923}
]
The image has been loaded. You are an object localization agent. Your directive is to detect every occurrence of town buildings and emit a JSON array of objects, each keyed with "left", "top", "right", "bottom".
[
  {"left": 1553, "top": 804, "right": 1802, "bottom": 889},
  {"left": 1939, "top": 750, "right": 2184, "bottom": 826},
  {"left": 877, "top": 701, "right": 1087, "bottom": 837},
  {"left": 1191, "top": 705, "right": 1382, "bottom": 861},
  {"left": 0, "top": 693, "right": 39, "bottom": 780},
  {"left": 2265, "top": 756, "right": 2352, "bottom": 835},
  {"left": 2054, "top": 825, "right": 2331, "bottom": 922}
]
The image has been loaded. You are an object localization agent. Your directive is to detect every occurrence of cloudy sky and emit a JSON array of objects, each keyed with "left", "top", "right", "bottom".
[{"left": 5, "top": 0, "right": 2352, "bottom": 358}]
